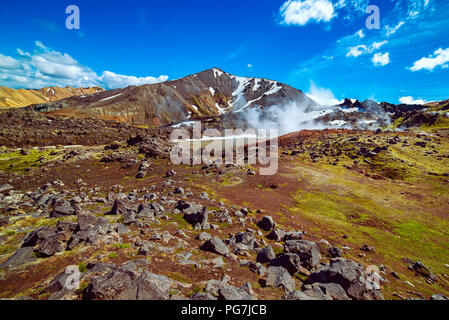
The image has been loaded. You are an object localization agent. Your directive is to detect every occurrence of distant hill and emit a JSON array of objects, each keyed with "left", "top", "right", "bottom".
[{"left": 0, "top": 86, "right": 104, "bottom": 108}]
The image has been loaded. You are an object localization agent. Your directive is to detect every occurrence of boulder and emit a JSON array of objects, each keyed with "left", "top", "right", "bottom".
[
  {"left": 190, "top": 292, "right": 217, "bottom": 300},
  {"left": 137, "top": 203, "right": 155, "bottom": 218},
  {"left": 108, "top": 199, "right": 128, "bottom": 215},
  {"left": 116, "top": 271, "right": 172, "bottom": 300},
  {"left": 284, "top": 240, "right": 321, "bottom": 269},
  {"left": 84, "top": 269, "right": 135, "bottom": 300},
  {"left": 284, "top": 231, "right": 303, "bottom": 241},
  {"left": 266, "top": 230, "right": 286, "bottom": 242},
  {"left": 196, "top": 232, "right": 212, "bottom": 241},
  {"left": 77, "top": 214, "right": 98, "bottom": 231},
  {"left": 257, "top": 216, "right": 276, "bottom": 231},
  {"left": 309, "top": 283, "right": 350, "bottom": 300},
  {"left": 51, "top": 199, "right": 75, "bottom": 217},
  {"left": 180, "top": 202, "right": 209, "bottom": 229},
  {"left": 22, "top": 226, "right": 57, "bottom": 248},
  {"left": 306, "top": 258, "right": 383, "bottom": 300},
  {"left": 46, "top": 271, "right": 73, "bottom": 293},
  {"left": 265, "top": 266, "right": 295, "bottom": 293},
  {"left": 235, "top": 232, "right": 255, "bottom": 250},
  {"left": 123, "top": 211, "right": 136, "bottom": 225},
  {"left": 200, "top": 237, "right": 229, "bottom": 256},
  {"left": 269, "top": 253, "right": 301, "bottom": 276},
  {"left": 218, "top": 286, "right": 253, "bottom": 300},
  {"left": 282, "top": 291, "right": 316, "bottom": 300},
  {"left": 257, "top": 246, "right": 276, "bottom": 264},
  {"left": 36, "top": 237, "right": 65, "bottom": 257}
]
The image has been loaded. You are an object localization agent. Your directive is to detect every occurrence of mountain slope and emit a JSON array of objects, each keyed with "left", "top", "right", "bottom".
[
  {"left": 0, "top": 86, "right": 104, "bottom": 108},
  {"left": 9, "top": 68, "right": 448, "bottom": 132},
  {"left": 26, "top": 68, "right": 317, "bottom": 126}
]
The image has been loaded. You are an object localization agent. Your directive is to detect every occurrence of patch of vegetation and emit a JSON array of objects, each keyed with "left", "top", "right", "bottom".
[
  {"left": 167, "top": 272, "right": 192, "bottom": 284},
  {"left": 78, "top": 262, "right": 87, "bottom": 273},
  {"left": 108, "top": 252, "right": 118, "bottom": 259},
  {"left": 0, "top": 244, "right": 16, "bottom": 255},
  {"left": 0, "top": 149, "right": 56, "bottom": 173},
  {"left": 186, "top": 285, "right": 203, "bottom": 297},
  {"left": 114, "top": 243, "right": 131, "bottom": 249}
]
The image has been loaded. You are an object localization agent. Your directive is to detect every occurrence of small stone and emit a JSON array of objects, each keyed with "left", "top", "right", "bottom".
[{"left": 328, "top": 246, "right": 342, "bottom": 258}]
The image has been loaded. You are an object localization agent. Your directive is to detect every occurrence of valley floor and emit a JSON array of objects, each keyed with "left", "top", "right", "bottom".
[{"left": 0, "top": 120, "right": 448, "bottom": 300}]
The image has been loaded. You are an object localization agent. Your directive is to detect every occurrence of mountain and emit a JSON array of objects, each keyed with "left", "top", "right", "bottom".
[
  {"left": 0, "top": 86, "right": 104, "bottom": 109},
  {"left": 315, "top": 98, "right": 449, "bottom": 131},
  {"left": 6, "top": 68, "right": 448, "bottom": 132},
  {"left": 23, "top": 68, "right": 317, "bottom": 126}
]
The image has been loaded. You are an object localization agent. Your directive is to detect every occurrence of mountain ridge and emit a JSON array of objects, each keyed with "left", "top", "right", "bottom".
[
  {"left": 20, "top": 68, "right": 317, "bottom": 126},
  {"left": 0, "top": 86, "right": 104, "bottom": 109}
]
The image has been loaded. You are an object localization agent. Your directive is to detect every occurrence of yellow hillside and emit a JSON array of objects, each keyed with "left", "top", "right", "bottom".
[{"left": 0, "top": 86, "right": 104, "bottom": 108}]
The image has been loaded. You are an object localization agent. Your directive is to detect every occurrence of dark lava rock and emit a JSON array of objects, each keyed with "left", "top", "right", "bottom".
[
  {"left": 257, "top": 246, "right": 276, "bottom": 264},
  {"left": 269, "top": 253, "right": 301, "bottom": 276},
  {"left": 108, "top": 199, "right": 128, "bottom": 216},
  {"left": 306, "top": 258, "right": 383, "bottom": 300},
  {"left": 328, "top": 246, "right": 343, "bottom": 258},
  {"left": 284, "top": 240, "right": 321, "bottom": 269},
  {"left": 200, "top": 237, "right": 229, "bottom": 256},
  {"left": 265, "top": 266, "right": 295, "bottom": 293},
  {"left": 257, "top": 216, "right": 276, "bottom": 231}
]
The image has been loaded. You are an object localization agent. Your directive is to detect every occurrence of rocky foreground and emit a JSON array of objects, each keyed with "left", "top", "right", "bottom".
[
  {"left": 0, "top": 119, "right": 449, "bottom": 300},
  {"left": 0, "top": 177, "right": 386, "bottom": 300}
]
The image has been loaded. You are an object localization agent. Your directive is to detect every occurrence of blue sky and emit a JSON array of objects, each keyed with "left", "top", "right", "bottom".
[{"left": 0, "top": 0, "right": 448, "bottom": 104}]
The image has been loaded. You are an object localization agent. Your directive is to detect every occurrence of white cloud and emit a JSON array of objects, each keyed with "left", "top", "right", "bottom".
[
  {"left": 410, "top": 47, "right": 449, "bottom": 71},
  {"left": 99, "top": 71, "right": 168, "bottom": 90},
  {"left": 372, "top": 52, "right": 391, "bottom": 67},
  {"left": 371, "top": 41, "right": 389, "bottom": 50},
  {"left": 399, "top": 96, "right": 427, "bottom": 105},
  {"left": 0, "top": 54, "right": 21, "bottom": 69},
  {"left": 346, "top": 40, "right": 388, "bottom": 57},
  {"left": 247, "top": 64, "right": 253, "bottom": 68},
  {"left": 279, "top": 0, "right": 335, "bottom": 26},
  {"left": 355, "top": 29, "right": 365, "bottom": 39},
  {"left": 0, "top": 41, "right": 168, "bottom": 89},
  {"left": 306, "top": 81, "right": 343, "bottom": 106},
  {"left": 347, "top": 45, "right": 368, "bottom": 57},
  {"left": 385, "top": 21, "right": 405, "bottom": 37}
]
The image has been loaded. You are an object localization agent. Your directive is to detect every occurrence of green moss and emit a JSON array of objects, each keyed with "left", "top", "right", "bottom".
[
  {"left": 114, "top": 243, "right": 131, "bottom": 249},
  {"left": 78, "top": 262, "right": 87, "bottom": 273},
  {"left": 171, "top": 214, "right": 192, "bottom": 230},
  {"left": 108, "top": 252, "right": 118, "bottom": 259},
  {"left": 167, "top": 272, "right": 192, "bottom": 284},
  {"left": 423, "top": 116, "right": 449, "bottom": 130},
  {"left": 0, "top": 244, "right": 16, "bottom": 255},
  {"left": 0, "top": 149, "right": 56, "bottom": 173},
  {"left": 75, "top": 281, "right": 89, "bottom": 295},
  {"left": 186, "top": 285, "right": 202, "bottom": 297}
]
